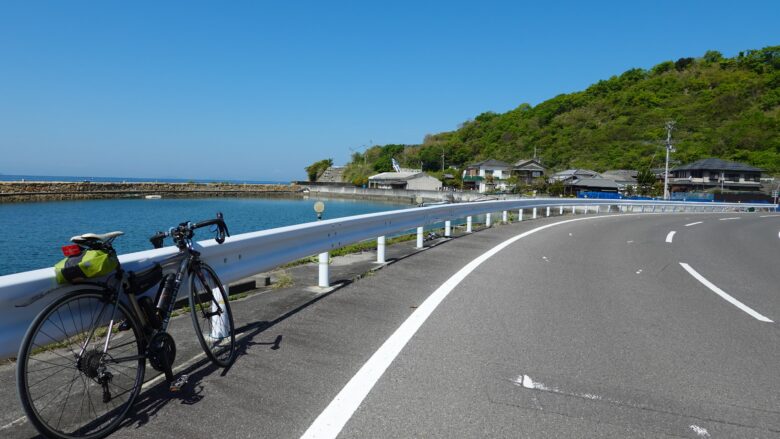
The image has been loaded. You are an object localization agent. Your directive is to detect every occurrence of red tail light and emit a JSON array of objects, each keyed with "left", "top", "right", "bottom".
[{"left": 62, "top": 244, "right": 82, "bottom": 257}]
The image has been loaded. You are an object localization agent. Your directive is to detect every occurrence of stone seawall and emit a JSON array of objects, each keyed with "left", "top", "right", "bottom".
[
  {"left": 304, "top": 184, "right": 520, "bottom": 204},
  {"left": 0, "top": 181, "right": 301, "bottom": 203}
]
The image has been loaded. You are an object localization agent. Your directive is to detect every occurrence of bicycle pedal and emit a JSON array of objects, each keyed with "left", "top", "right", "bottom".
[
  {"left": 169, "top": 374, "right": 189, "bottom": 392},
  {"left": 117, "top": 319, "right": 131, "bottom": 331}
]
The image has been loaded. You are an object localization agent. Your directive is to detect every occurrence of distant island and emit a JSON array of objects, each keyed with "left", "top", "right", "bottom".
[{"left": 310, "top": 45, "right": 779, "bottom": 187}]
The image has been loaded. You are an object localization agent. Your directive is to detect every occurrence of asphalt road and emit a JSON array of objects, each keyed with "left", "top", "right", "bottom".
[{"left": 2, "top": 212, "right": 778, "bottom": 438}]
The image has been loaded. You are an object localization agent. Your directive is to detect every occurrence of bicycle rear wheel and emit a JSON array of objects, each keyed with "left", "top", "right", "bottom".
[
  {"left": 189, "top": 264, "right": 236, "bottom": 367},
  {"left": 16, "top": 290, "right": 145, "bottom": 439}
]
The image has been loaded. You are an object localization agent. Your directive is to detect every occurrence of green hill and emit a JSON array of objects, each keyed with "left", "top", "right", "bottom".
[{"left": 329, "top": 46, "right": 779, "bottom": 185}]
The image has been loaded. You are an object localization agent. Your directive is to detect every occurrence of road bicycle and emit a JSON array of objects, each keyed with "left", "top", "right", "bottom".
[{"left": 16, "top": 213, "right": 236, "bottom": 439}]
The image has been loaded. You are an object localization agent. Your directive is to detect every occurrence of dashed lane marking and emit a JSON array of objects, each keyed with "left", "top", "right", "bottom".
[
  {"left": 665, "top": 231, "right": 676, "bottom": 243},
  {"left": 684, "top": 221, "right": 703, "bottom": 227}
]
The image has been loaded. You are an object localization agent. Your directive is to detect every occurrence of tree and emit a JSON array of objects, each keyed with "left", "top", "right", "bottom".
[
  {"left": 305, "top": 158, "right": 333, "bottom": 182},
  {"left": 636, "top": 169, "right": 657, "bottom": 195},
  {"left": 548, "top": 180, "right": 565, "bottom": 197},
  {"left": 675, "top": 57, "right": 695, "bottom": 71},
  {"left": 703, "top": 50, "right": 724, "bottom": 63}
]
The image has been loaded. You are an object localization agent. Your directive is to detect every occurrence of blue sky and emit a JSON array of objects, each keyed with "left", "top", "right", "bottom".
[{"left": 1, "top": 1, "right": 777, "bottom": 181}]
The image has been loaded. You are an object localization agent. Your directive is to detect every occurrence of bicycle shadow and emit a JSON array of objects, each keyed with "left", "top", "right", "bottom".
[{"left": 118, "top": 277, "right": 349, "bottom": 431}]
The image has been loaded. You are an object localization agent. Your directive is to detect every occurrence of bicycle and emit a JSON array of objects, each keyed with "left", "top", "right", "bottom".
[{"left": 16, "top": 213, "right": 236, "bottom": 439}]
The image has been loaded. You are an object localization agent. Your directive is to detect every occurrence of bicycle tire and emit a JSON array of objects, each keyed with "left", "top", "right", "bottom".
[
  {"left": 17, "top": 289, "right": 145, "bottom": 439},
  {"left": 189, "top": 264, "right": 236, "bottom": 367}
]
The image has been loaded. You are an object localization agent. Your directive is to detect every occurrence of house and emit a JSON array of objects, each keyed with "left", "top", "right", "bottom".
[
  {"left": 549, "top": 169, "right": 600, "bottom": 182},
  {"left": 462, "top": 159, "right": 511, "bottom": 192},
  {"left": 599, "top": 170, "right": 638, "bottom": 192},
  {"left": 548, "top": 169, "right": 619, "bottom": 195},
  {"left": 669, "top": 158, "right": 763, "bottom": 193},
  {"left": 563, "top": 177, "right": 619, "bottom": 195},
  {"left": 368, "top": 171, "right": 442, "bottom": 191},
  {"left": 511, "top": 159, "right": 547, "bottom": 184}
]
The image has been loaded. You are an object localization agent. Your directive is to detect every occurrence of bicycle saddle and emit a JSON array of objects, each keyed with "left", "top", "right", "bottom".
[{"left": 70, "top": 231, "right": 124, "bottom": 243}]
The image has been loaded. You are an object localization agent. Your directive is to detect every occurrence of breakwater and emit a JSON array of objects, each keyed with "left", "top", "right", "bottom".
[{"left": 0, "top": 181, "right": 300, "bottom": 203}]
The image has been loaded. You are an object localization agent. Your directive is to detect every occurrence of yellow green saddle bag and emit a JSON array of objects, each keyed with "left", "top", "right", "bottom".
[{"left": 54, "top": 250, "right": 119, "bottom": 284}]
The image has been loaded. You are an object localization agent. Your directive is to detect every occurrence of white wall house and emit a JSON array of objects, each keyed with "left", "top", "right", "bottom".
[
  {"left": 462, "top": 159, "right": 512, "bottom": 192},
  {"left": 368, "top": 172, "right": 442, "bottom": 191}
]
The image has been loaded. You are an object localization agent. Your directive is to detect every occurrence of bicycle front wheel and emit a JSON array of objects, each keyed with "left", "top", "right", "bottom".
[
  {"left": 189, "top": 264, "right": 236, "bottom": 367},
  {"left": 16, "top": 290, "right": 145, "bottom": 439}
]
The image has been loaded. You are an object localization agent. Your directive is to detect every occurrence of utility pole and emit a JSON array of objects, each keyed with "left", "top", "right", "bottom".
[{"left": 663, "top": 121, "right": 676, "bottom": 200}]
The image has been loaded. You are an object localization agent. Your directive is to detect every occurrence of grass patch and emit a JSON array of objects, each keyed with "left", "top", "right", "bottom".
[{"left": 272, "top": 270, "right": 294, "bottom": 289}]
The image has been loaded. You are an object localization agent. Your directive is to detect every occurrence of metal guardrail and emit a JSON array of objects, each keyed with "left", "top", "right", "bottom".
[{"left": 0, "top": 198, "right": 775, "bottom": 358}]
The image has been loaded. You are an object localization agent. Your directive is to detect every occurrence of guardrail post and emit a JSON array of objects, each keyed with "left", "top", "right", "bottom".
[
  {"left": 466, "top": 216, "right": 473, "bottom": 232},
  {"left": 559, "top": 206, "right": 563, "bottom": 215},
  {"left": 546, "top": 206, "right": 550, "bottom": 217},
  {"left": 416, "top": 227, "right": 424, "bottom": 248},
  {"left": 377, "top": 236, "right": 386, "bottom": 263},
  {"left": 486, "top": 213, "right": 492, "bottom": 227},
  {"left": 502, "top": 211, "right": 508, "bottom": 224},
  {"left": 652, "top": 205, "right": 656, "bottom": 213},
  {"left": 318, "top": 252, "right": 329, "bottom": 288},
  {"left": 445, "top": 220, "right": 452, "bottom": 237},
  {"left": 596, "top": 205, "right": 600, "bottom": 213},
  {"left": 571, "top": 205, "right": 576, "bottom": 215},
  {"left": 532, "top": 208, "right": 537, "bottom": 219},
  {"left": 518, "top": 209, "right": 523, "bottom": 221}
]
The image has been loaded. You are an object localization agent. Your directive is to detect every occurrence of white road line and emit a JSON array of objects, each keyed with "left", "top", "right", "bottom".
[
  {"left": 759, "top": 214, "right": 778, "bottom": 218},
  {"left": 679, "top": 263, "right": 773, "bottom": 323},
  {"left": 665, "top": 231, "right": 676, "bottom": 243},
  {"left": 685, "top": 221, "right": 703, "bottom": 227},
  {"left": 0, "top": 415, "right": 27, "bottom": 431},
  {"left": 689, "top": 425, "right": 711, "bottom": 437},
  {"left": 719, "top": 217, "right": 740, "bottom": 221},
  {"left": 300, "top": 215, "right": 619, "bottom": 439}
]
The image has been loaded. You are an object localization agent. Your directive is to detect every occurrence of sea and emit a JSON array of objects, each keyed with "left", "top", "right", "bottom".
[
  {"left": 0, "top": 176, "right": 409, "bottom": 275},
  {"left": 0, "top": 174, "right": 287, "bottom": 184}
]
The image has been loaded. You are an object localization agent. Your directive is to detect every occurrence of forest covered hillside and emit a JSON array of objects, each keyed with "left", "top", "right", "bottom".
[{"left": 322, "top": 46, "right": 779, "bottom": 186}]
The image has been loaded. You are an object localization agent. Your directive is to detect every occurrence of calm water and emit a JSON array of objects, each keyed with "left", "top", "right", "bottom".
[
  {"left": 0, "top": 197, "right": 407, "bottom": 276},
  {"left": 0, "top": 174, "right": 286, "bottom": 184}
]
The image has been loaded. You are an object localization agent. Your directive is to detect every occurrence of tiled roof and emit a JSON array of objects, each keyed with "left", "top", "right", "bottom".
[
  {"left": 672, "top": 158, "right": 763, "bottom": 172},
  {"left": 467, "top": 159, "right": 511, "bottom": 168}
]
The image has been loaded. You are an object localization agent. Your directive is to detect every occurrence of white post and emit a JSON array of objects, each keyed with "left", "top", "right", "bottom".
[
  {"left": 546, "top": 206, "right": 550, "bottom": 217},
  {"left": 416, "top": 227, "right": 424, "bottom": 248},
  {"left": 502, "top": 211, "right": 508, "bottom": 224},
  {"left": 466, "top": 216, "right": 472, "bottom": 233},
  {"left": 445, "top": 220, "right": 452, "bottom": 237},
  {"left": 641, "top": 205, "right": 645, "bottom": 213},
  {"left": 559, "top": 206, "right": 563, "bottom": 215},
  {"left": 518, "top": 209, "right": 523, "bottom": 221},
  {"left": 318, "top": 252, "right": 329, "bottom": 288},
  {"left": 571, "top": 205, "right": 576, "bottom": 215},
  {"left": 486, "top": 213, "right": 492, "bottom": 227},
  {"left": 377, "top": 236, "right": 386, "bottom": 263},
  {"left": 532, "top": 207, "right": 537, "bottom": 219},
  {"left": 652, "top": 205, "right": 656, "bottom": 213},
  {"left": 596, "top": 205, "right": 600, "bottom": 213}
]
